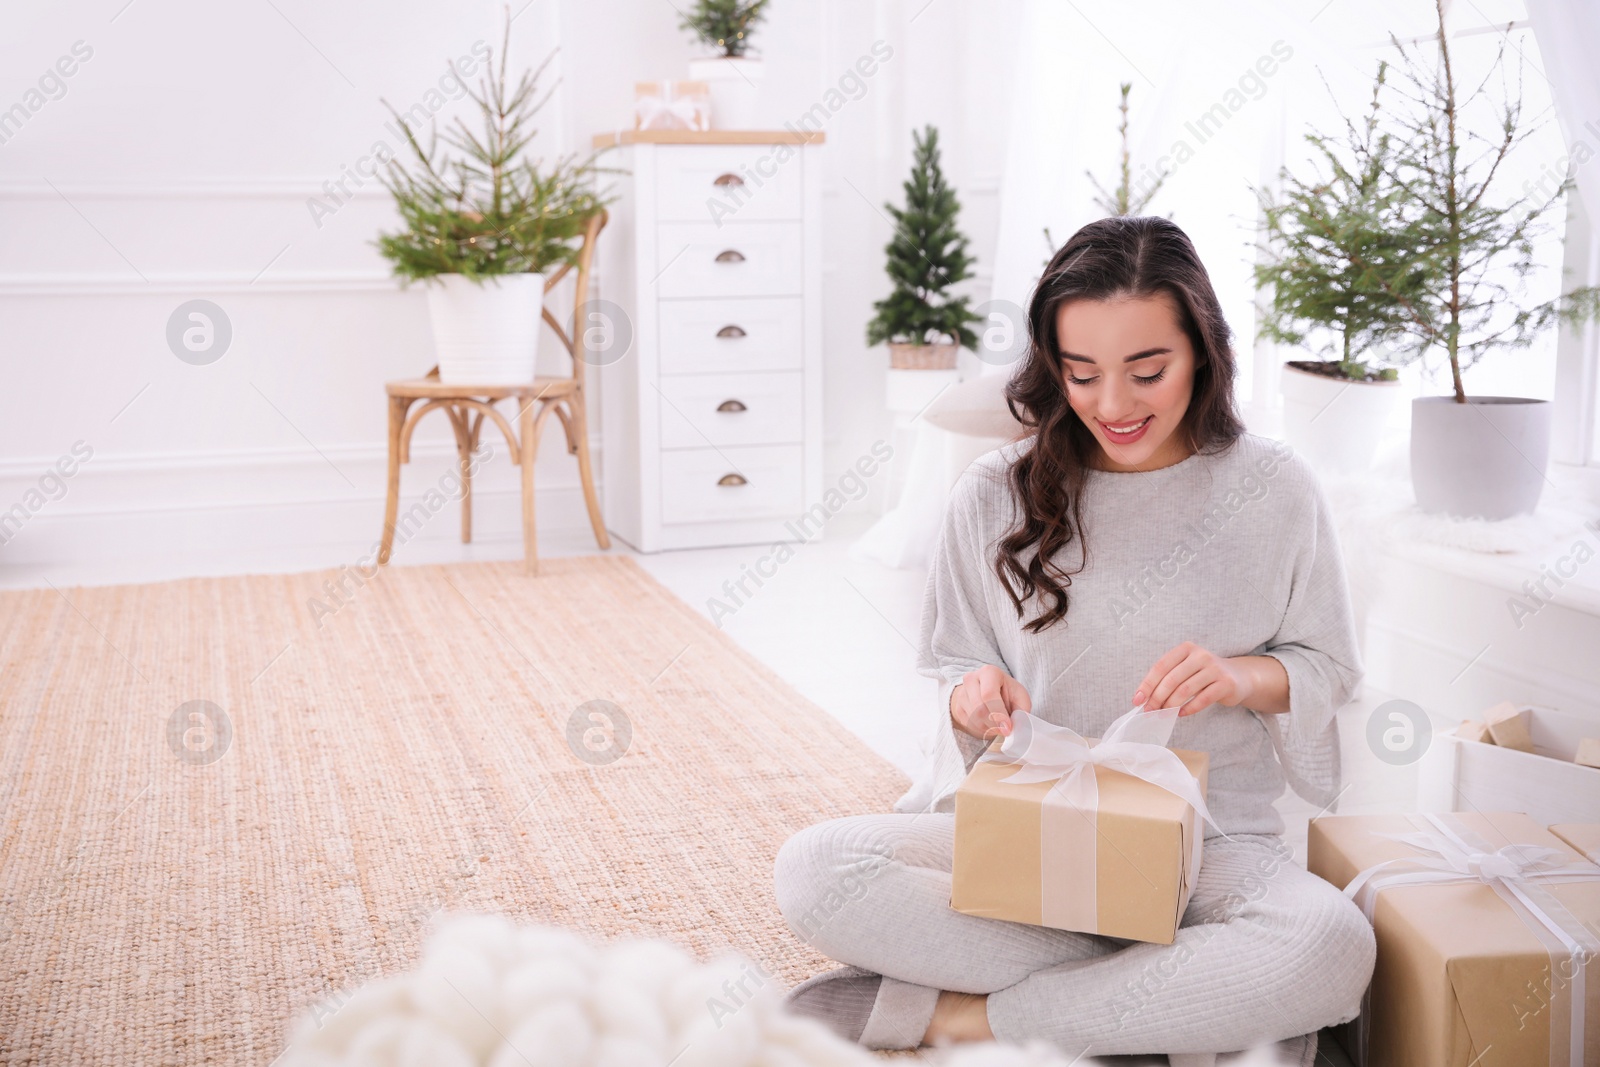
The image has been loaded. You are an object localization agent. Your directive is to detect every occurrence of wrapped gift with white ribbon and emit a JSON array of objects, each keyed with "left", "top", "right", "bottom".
[
  {"left": 1309, "top": 810, "right": 1600, "bottom": 1067},
  {"left": 951, "top": 704, "right": 1223, "bottom": 945},
  {"left": 633, "top": 80, "right": 710, "bottom": 132}
]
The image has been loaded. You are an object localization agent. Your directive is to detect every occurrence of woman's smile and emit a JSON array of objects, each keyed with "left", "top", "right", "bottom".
[{"left": 1096, "top": 415, "right": 1153, "bottom": 443}]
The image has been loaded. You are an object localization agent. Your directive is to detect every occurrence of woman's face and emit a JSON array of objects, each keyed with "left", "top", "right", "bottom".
[{"left": 1054, "top": 292, "right": 1197, "bottom": 472}]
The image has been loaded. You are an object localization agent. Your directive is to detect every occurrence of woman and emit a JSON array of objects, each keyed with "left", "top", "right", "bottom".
[{"left": 772, "top": 217, "right": 1376, "bottom": 1061}]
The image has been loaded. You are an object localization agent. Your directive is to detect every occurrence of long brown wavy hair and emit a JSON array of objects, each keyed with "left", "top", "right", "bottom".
[{"left": 996, "top": 216, "right": 1245, "bottom": 633}]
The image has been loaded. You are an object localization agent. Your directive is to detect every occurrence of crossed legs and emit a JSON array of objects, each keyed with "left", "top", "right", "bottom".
[{"left": 772, "top": 812, "right": 1374, "bottom": 1057}]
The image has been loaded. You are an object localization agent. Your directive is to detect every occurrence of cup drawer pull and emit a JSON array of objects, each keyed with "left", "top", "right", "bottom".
[
  {"left": 713, "top": 172, "right": 745, "bottom": 187},
  {"left": 716, "top": 399, "right": 747, "bottom": 413},
  {"left": 716, "top": 324, "right": 747, "bottom": 339},
  {"left": 717, "top": 473, "right": 748, "bottom": 487},
  {"left": 714, "top": 249, "right": 746, "bottom": 263}
]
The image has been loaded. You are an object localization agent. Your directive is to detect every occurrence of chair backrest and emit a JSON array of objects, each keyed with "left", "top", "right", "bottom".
[{"left": 540, "top": 208, "right": 608, "bottom": 390}]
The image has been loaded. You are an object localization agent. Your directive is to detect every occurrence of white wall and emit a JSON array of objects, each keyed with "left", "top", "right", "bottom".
[{"left": 0, "top": 0, "right": 1021, "bottom": 585}]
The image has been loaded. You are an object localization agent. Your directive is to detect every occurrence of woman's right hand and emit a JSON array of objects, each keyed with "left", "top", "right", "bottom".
[{"left": 949, "top": 665, "right": 1032, "bottom": 740}]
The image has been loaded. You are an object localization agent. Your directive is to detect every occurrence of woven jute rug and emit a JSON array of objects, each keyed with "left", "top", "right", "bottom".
[{"left": 0, "top": 556, "right": 910, "bottom": 1065}]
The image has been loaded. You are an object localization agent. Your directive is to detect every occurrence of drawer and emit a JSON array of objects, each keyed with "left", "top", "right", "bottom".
[
  {"left": 656, "top": 144, "right": 804, "bottom": 223},
  {"left": 658, "top": 298, "right": 803, "bottom": 374},
  {"left": 661, "top": 444, "right": 804, "bottom": 524},
  {"left": 655, "top": 221, "right": 803, "bottom": 299},
  {"left": 658, "top": 371, "right": 804, "bottom": 449}
]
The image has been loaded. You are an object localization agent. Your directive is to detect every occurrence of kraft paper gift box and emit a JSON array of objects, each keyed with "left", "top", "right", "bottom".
[
  {"left": 1307, "top": 811, "right": 1600, "bottom": 1067},
  {"left": 1549, "top": 824, "right": 1600, "bottom": 865},
  {"left": 1481, "top": 701, "right": 1536, "bottom": 753},
  {"left": 950, "top": 705, "right": 1214, "bottom": 946},
  {"left": 633, "top": 80, "right": 710, "bottom": 131}
]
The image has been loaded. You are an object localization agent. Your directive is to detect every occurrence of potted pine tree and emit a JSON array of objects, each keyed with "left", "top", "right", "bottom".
[
  {"left": 1088, "top": 82, "right": 1169, "bottom": 218},
  {"left": 1369, "top": 0, "right": 1600, "bottom": 518},
  {"left": 377, "top": 28, "right": 609, "bottom": 385},
  {"left": 1043, "top": 82, "right": 1170, "bottom": 268},
  {"left": 682, "top": 0, "right": 770, "bottom": 130},
  {"left": 867, "top": 125, "right": 981, "bottom": 370},
  {"left": 1254, "top": 67, "right": 1420, "bottom": 476}
]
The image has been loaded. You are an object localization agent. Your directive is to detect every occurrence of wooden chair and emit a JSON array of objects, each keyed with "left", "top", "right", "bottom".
[{"left": 379, "top": 210, "right": 611, "bottom": 575}]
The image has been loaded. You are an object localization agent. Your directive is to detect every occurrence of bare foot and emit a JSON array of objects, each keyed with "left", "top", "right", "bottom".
[{"left": 921, "top": 990, "right": 993, "bottom": 1045}]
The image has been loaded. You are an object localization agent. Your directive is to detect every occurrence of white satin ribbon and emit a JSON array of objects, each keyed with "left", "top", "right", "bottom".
[
  {"left": 1342, "top": 811, "right": 1600, "bottom": 1067},
  {"left": 981, "top": 705, "right": 1226, "bottom": 931},
  {"left": 983, "top": 704, "right": 1226, "bottom": 833}
]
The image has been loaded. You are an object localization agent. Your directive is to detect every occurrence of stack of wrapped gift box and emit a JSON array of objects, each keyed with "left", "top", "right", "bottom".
[
  {"left": 1309, "top": 811, "right": 1600, "bottom": 1066},
  {"left": 946, "top": 701, "right": 1600, "bottom": 1065}
]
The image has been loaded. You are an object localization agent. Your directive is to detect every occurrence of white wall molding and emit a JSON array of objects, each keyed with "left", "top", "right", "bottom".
[
  {"left": 0, "top": 179, "right": 392, "bottom": 201},
  {"left": 0, "top": 438, "right": 601, "bottom": 492},
  {"left": 0, "top": 439, "right": 464, "bottom": 479},
  {"left": 0, "top": 271, "right": 402, "bottom": 296}
]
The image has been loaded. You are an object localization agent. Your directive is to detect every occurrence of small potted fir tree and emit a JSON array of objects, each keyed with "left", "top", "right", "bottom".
[
  {"left": 376, "top": 28, "right": 609, "bottom": 386},
  {"left": 1358, "top": 0, "right": 1600, "bottom": 518},
  {"left": 682, "top": 0, "right": 770, "bottom": 130},
  {"left": 1254, "top": 67, "right": 1419, "bottom": 476},
  {"left": 867, "top": 125, "right": 981, "bottom": 371}
]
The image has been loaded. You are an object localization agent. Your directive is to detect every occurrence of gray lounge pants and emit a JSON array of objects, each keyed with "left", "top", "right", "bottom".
[{"left": 772, "top": 813, "right": 1376, "bottom": 1058}]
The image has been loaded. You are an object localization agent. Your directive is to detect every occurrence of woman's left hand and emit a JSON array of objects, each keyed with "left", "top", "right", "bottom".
[{"left": 1132, "top": 641, "right": 1254, "bottom": 717}]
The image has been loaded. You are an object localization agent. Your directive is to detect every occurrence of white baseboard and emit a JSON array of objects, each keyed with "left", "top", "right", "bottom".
[{"left": 0, "top": 441, "right": 608, "bottom": 588}]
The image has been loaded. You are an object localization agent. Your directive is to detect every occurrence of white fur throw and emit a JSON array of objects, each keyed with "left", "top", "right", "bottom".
[{"left": 275, "top": 913, "right": 1295, "bottom": 1067}]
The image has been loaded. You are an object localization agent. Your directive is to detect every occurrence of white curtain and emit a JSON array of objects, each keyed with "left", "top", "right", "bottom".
[
  {"left": 1526, "top": 0, "right": 1600, "bottom": 226},
  {"left": 1526, "top": 0, "right": 1600, "bottom": 464}
]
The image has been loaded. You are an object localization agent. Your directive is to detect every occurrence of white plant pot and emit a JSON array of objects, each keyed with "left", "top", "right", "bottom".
[
  {"left": 687, "top": 57, "right": 765, "bottom": 130},
  {"left": 426, "top": 273, "right": 544, "bottom": 386},
  {"left": 1410, "top": 395, "right": 1552, "bottom": 520},
  {"left": 1279, "top": 362, "right": 1405, "bottom": 477}
]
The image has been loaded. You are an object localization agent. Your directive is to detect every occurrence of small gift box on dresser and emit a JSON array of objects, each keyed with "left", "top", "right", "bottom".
[
  {"left": 633, "top": 81, "right": 710, "bottom": 131},
  {"left": 950, "top": 705, "right": 1214, "bottom": 945},
  {"left": 1308, "top": 811, "right": 1600, "bottom": 1067}
]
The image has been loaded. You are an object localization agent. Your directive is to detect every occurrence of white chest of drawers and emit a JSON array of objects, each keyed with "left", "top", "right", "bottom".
[{"left": 592, "top": 131, "right": 824, "bottom": 552}]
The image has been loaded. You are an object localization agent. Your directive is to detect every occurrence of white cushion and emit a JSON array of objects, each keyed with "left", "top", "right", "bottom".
[{"left": 921, "top": 372, "right": 1025, "bottom": 439}]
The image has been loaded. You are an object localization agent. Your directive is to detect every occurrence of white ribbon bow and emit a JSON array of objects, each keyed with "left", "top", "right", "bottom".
[
  {"left": 982, "top": 704, "right": 1227, "bottom": 838},
  {"left": 637, "top": 90, "right": 703, "bottom": 131},
  {"left": 1342, "top": 812, "right": 1600, "bottom": 1067}
]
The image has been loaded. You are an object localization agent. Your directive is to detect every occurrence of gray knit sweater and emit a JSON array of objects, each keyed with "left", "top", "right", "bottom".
[{"left": 897, "top": 432, "right": 1363, "bottom": 839}]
